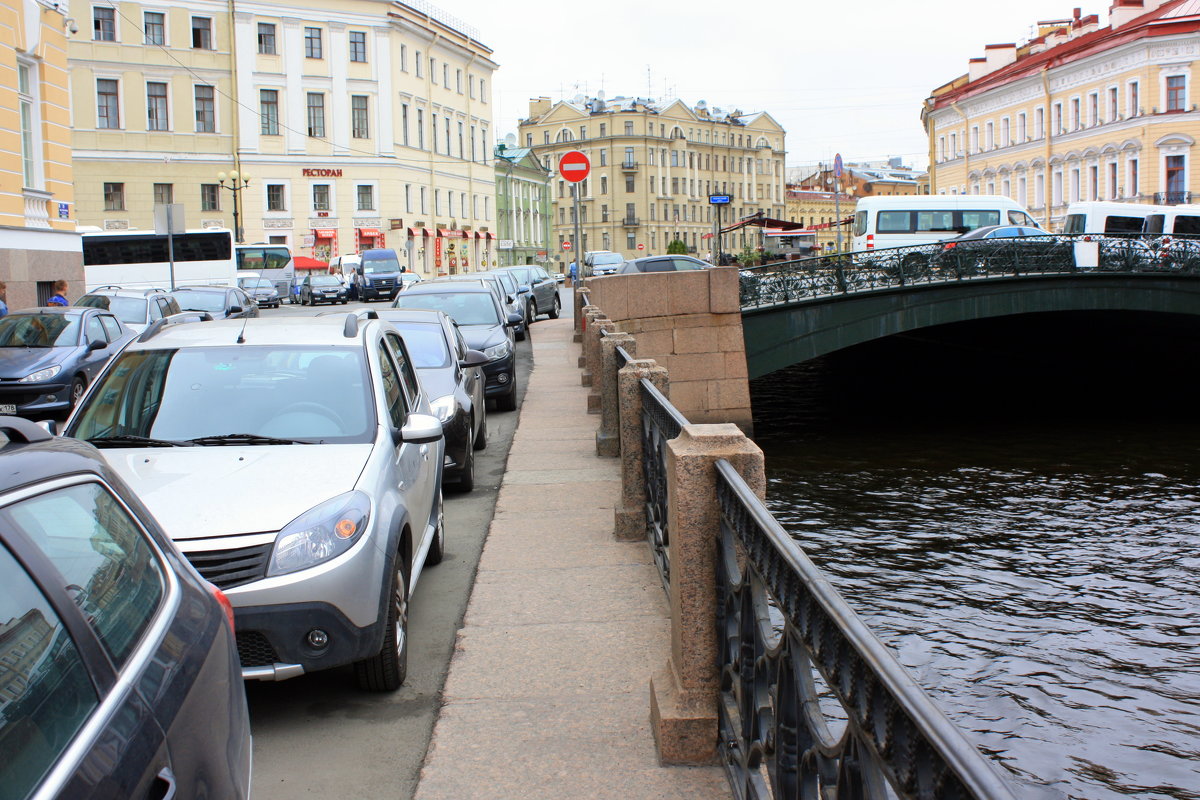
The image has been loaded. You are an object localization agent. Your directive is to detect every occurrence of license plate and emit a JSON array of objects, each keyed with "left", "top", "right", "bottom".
[{"left": 0, "top": 405, "right": 16, "bottom": 415}]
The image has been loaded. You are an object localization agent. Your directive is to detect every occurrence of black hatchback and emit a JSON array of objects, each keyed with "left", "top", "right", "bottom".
[{"left": 0, "top": 417, "right": 251, "bottom": 799}]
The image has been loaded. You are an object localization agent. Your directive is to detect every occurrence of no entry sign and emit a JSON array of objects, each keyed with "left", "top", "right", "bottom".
[
  {"left": 637, "top": 243, "right": 645, "bottom": 250},
  {"left": 562, "top": 241, "right": 572, "bottom": 250},
  {"left": 558, "top": 151, "right": 590, "bottom": 183}
]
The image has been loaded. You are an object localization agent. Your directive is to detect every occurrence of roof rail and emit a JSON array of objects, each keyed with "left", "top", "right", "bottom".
[
  {"left": 137, "top": 311, "right": 214, "bottom": 343},
  {"left": 0, "top": 417, "right": 53, "bottom": 444}
]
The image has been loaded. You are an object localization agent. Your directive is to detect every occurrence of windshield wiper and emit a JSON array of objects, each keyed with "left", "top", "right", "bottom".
[
  {"left": 88, "top": 434, "right": 190, "bottom": 448},
  {"left": 186, "top": 433, "right": 311, "bottom": 446}
]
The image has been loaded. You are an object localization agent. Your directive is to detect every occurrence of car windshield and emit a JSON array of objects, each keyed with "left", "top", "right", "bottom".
[
  {"left": 310, "top": 276, "right": 340, "bottom": 287},
  {"left": 69, "top": 346, "right": 372, "bottom": 443},
  {"left": 389, "top": 323, "right": 451, "bottom": 368},
  {"left": 362, "top": 253, "right": 400, "bottom": 274},
  {"left": 239, "top": 278, "right": 273, "bottom": 290},
  {"left": 393, "top": 291, "right": 500, "bottom": 326},
  {"left": 592, "top": 253, "right": 624, "bottom": 266},
  {"left": 77, "top": 294, "right": 148, "bottom": 325},
  {"left": 0, "top": 314, "right": 79, "bottom": 348},
  {"left": 171, "top": 291, "right": 226, "bottom": 313}
]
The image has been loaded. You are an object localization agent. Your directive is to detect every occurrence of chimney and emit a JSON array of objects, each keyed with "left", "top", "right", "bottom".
[
  {"left": 983, "top": 43, "right": 1018, "bottom": 74},
  {"left": 529, "top": 96, "right": 551, "bottom": 118},
  {"left": 968, "top": 57, "right": 988, "bottom": 81}
]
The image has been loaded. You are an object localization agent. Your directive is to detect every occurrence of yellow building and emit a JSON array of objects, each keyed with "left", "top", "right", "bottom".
[
  {"left": 1, "top": 0, "right": 81, "bottom": 306},
  {"left": 923, "top": 0, "right": 1200, "bottom": 230},
  {"left": 68, "top": 0, "right": 498, "bottom": 276},
  {"left": 518, "top": 95, "right": 786, "bottom": 266}
]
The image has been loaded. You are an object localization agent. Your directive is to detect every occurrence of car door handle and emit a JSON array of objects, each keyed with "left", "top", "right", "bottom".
[
  {"left": 148, "top": 767, "right": 176, "bottom": 800},
  {"left": 419, "top": 444, "right": 429, "bottom": 460}
]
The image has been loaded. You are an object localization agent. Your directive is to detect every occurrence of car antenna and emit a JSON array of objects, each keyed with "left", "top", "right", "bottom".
[{"left": 236, "top": 315, "right": 249, "bottom": 344}]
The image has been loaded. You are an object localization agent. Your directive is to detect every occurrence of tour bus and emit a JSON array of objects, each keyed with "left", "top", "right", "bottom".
[
  {"left": 234, "top": 242, "right": 294, "bottom": 299},
  {"left": 1062, "top": 201, "right": 1164, "bottom": 237},
  {"left": 81, "top": 227, "right": 236, "bottom": 290},
  {"left": 852, "top": 195, "right": 1039, "bottom": 251}
]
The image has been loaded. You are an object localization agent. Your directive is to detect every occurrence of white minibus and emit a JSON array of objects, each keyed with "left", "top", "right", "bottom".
[
  {"left": 1142, "top": 204, "right": 1200, "bottom": 238},
  {"left": 852, "top": 195, "right": 1038, "bottom": 251},
  {"left": 1062, "top": 201, "right": 1162, "bottom": 236}
]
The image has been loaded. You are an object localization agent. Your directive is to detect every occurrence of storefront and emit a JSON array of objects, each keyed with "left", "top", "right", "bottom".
[
  {"left": 406, "top": 228, "right": 429, "bottom": 275},
  {"left": 475, "top": 231, "right": 496, "bottom": 269},
  {"left": 312, "top": 228, "right": 338, "bottom": 262},
  {"left": 438, "top": 229, "right": 470, "bottom": 275},
  {"left": 356, "top": 227, "right": 384, "bottom": 251}
]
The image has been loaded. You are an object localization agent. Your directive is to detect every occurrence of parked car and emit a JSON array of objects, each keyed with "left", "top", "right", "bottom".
[
  {"left": 0, "top": 307, "right": 135, "bottom": 416},
  {"left": 932, "top": 225, "right": 1071, "bottom": 275},
  {"left": 440, "top": 274, "right": 526, "bottom": 340},
  {"left": 377, "top": 309, "right": 488, "bottom": 491},
  {"left": 584, "top": 250, "right": 625, "bottom": 277},
  {"left": 63, "top": 315, "right": 446, "bottom": 691},
  {"left": 170, "top": 286, "right": 258, "bottom": 319},
  {"left": 0, "top": 416, "right": 251, "bottom": 800},
  {"left": 493, "top": 265, "right": 560, "bottom": 324},
  {"left": 238, "top": 275, "right": 282, "bottom": 309},
  {"left": 391, "top": 281, "right": 521, "bottom": 411},
  {"left": 615, "top": 255, "right": 709, "bottom": 274},
  {"left": 299, "top": 274, "right": 350, "bottom": 305},
  {"left": 351, "top": 249, "right": 404, "bottom": 301},
  {"left": 75, "top": 286, "right": 183, "bottom": 334},
  {"left": 398, "top": 272, "right": 423, "bottom": 291}
]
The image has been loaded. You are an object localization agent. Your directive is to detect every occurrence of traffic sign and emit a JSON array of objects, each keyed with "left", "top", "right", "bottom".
[
  {"left": 709, "top": 194, "right": 731, "bottom": 205},
  {"left": 834, "top": 153, "right": 843, "bottom": 178},
  {"left": 637, "top": 243, "right": 645, "bottom": 250},
  {"left": 559, "top": 151, "right": 590, "bottom": 183},
  {"left": 562, "top": 241, "right": 572, "bottom": 250}
]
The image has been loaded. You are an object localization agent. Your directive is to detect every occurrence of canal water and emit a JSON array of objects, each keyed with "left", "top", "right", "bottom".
[{"left": 748, "top": 312, "right": 1200, "bottom": 800}]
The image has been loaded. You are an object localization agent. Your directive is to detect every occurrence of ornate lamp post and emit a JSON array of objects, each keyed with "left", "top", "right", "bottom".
[{"left": 217, "top": 170, "right": 251, "bottom": 243}]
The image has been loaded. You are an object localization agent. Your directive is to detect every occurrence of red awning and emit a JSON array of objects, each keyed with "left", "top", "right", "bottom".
[
  {"left": 357, "top": 228, "right": 380, "bottom": 237},
  {"left": 475, "top": 232, "right": 496, "bottom": 240},
  {"left": 313, "top": 228, "right": 337, "bottom": 238},
  {"left": 701, "top": 232, "right": 714, "bottom": 239},
  {"left": 438, "top": 229, "right": 468, "bottom": 238},
  {"left": 293, "top": 255, "right": 329, "bottom": 270},
  {"left": 406, "top": 228, "right": 429, "bottom": 237}
]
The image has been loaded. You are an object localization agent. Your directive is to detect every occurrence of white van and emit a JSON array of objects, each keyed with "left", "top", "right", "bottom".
[
  {"left": 1142, "top": 204, "right": 1200, "bottom": 238},
  {"left": 852, "top": 195, "right": 1038, "bottom": 251},
  {"left": 1062, "top": 201, "right": 1162, "bottom": 236}
]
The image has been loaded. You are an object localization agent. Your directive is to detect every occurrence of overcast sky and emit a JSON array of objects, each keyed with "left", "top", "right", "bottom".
[{"left": 446, "top": 0, "right": 1102, "bottom": 171}]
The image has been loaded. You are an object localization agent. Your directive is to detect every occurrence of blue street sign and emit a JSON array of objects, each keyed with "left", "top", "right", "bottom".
[
  {"left": 834, "top": 153, "right": 843, "bottom": 178},
  {"left": 709, "top": 194, "right": 731, "bottom": 204}
]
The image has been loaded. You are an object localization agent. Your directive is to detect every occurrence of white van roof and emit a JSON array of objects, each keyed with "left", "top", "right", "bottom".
[
  {"left": 856, "top": 194, "right": 1023, "bottom": 209},
  {"left": 1065, "top": 201, "right": 1163, "bottom": 217}
]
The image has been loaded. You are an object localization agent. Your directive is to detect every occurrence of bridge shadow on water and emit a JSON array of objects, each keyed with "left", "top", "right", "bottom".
[{"left": 749, "top": 309, "right": 1200, "bottom": 800}]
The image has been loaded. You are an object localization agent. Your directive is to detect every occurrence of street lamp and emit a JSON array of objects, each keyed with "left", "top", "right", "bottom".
[{"left": 217, "top": 169, "right": 251, "bottom": 243}]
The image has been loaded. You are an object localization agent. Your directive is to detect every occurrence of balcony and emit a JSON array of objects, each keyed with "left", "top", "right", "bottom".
[
  {"left": 621, "top": 216, "right": 640, "bottom": 227},
  {"left": 620, "top": 161, "right": 639, "bottom": 171},
  {"left": 1154, "top": 191, "right": 1192, "bottom": 205}
]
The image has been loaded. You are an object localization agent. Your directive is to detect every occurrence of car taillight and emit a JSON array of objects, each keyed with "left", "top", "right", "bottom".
[
  {"left": 209, "top": 582, "right": 235, "bottom": 632},
  {"left": 866, "top": 234, "right": 874, "bottom": 249}
]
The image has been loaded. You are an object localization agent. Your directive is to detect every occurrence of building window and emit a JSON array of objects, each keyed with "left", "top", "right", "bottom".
[
  {"left": 625, "top": 175, "right": 634, "bottom": 192},
  {"left": 195, "top": 85, "right": 215, "bottom": 132},
  {"left": 357, "top": 185, "right": 375, "bottom": 211},
  {"left": 258, "top": 23, "right": 276, "bottom": 55},
  {"left": 417, "top": 109, "right": 424, "bottom": 149},
  {"left": 1071, "top": 97, "right": 1081, "bottom": 129},
  {"left": 401, "top": 104, "right": 409, "bottom": 145},
  {"left": 349, "top": 31, "right": 367, "bottom": 62},
  {"left": 307, "top": 93, "right": 325, "bottom": 137},
  {"left": 312, "top": 185, "right": 330, "bottom": 212},
  {"left": 267, "top": 184, "right": 286, "bottom": 211},
  {"left": 1018, "top": 112, "right": 1027, "bottom": 142},
  {"left": 153, "top": 183, "right": 173, "bottom": 204},
  {"left": 1053, "top": 103, "right": 1063, "bottom": 134},
  {"left": 1109, "top": 86, "right": 1119, "bottom": 120},
  {"left": 1167, "top": 75, "right": 1187, "bottom": 111},
  {"left": 201, "top": 183, "right": 219, "bottom": 211},
  {"left": 1088, "top": 92, "right": 1099, "bottom": 125},
  {"left": 191, "top": 17, "right": 213, "bottom": 49},
  {"left": 456, "top": 69, "right": 462, "bottom": 93},
  {"left": 352, "top": 96, "right": 369, "bottom": 138},
  {"left": 1166, "top": 154, "right": 1186, "bottom": 199},
  {"left": 1130, "top": 81, "right": 1140, "bottom": 115},
  {"left": 480, "top": 79, "right": 486, "bottom": 101},
  {"left": 415, "top": 51, "right": 422, "bottom": 77},
  {"left": 97, "top": 79, "right": 120, "bottom": 129},
  {"left": 600, "top": 176, "right": 608, "bottom": 194},
  {"left": 18, "top": 63, "right": 37, "bottom": 187},
  {"left": 260, "top": 90, "right": 279, "bottom": 135},
  {"left": 1000, "top": 118, "right": 1009, "bottom": 147},
  {"left": 985, "top": 122, "right": 993, "bottom": 149},
  {"left": 429, "top": 58, "right": 436, "bottom": 83},
  {"left": 94, "top": 7, "right": 115, "bottom": 41},
  {"left": 1089, "top": 165, "right": 1098, "bottom": 199},
  {"left": 144, "top": 12, "right": 165, "bottom": 45},
  {"left": 146, "top": 82, "right": 169, "bottom": 131},
  {"left": 1034, "top": 107, "right": 1044, "bottom": 138},
  {"left": 1108, "top": 162, "right": 1118, "bottom": 199},
  {"left": 627, "top": 232, "right": 636, "bottom": 249},
  {"left": 600, "top": 150, "right": 607, "bottom": 166},
  {"left": 305, "top": 27, "right": 322, "bottom": 59},
  {"left": 103, "top": 182, "right": 125, "bottom": 210},
  {"left": 1130, "top": 158, "right": 1139, "bottom": 197},
  {"left": 625, "top": 121, "right": 633, "bottom": 135}
]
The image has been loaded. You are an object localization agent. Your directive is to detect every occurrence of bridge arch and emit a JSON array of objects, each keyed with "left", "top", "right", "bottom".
[{"left": 741, "top": 275, "right": 1200, "bottom": 378}]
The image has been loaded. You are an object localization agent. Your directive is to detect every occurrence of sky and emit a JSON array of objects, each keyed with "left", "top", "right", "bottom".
[{"left": 443, "top": 0, "right": 1104, "bottom": 172}]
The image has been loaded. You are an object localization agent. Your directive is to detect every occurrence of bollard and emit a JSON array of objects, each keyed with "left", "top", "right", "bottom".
[
  {"left": 614, "top": 359, "right": 666, "bottom": 540},
  {"left": 650, "top": 423, "right": 764, "bottom": 766},
  {"left": 579, "top": 306, "right": 600, "bottom": 374},
  {"left": 596, "top": 332, "right": 635, "bottom": 457},
  {"left": 586, "top": 319, "right": 615, "bottom": 414}
]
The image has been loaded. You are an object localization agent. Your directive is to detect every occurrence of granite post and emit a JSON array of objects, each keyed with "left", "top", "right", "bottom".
[
  {"left": 614, "top": 359, "right": 668, "bottom": 541},
  {"left": 597, "top": 332, "right": 635, "bottom": 457}
]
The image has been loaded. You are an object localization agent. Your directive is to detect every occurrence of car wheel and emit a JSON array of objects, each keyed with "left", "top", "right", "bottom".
[
  {"left": 425, "top": 491, "right": 445, "bottom": 566},
  {"left": 525, "top": 301, "right": 535, "bottom": 327},
  {"left": 455, "top": 444, "right": 475, "bottom": 493},
  {"left": 341, "top": 299, "right": 348, "bottom": 304},
  {"left": 473, "top": 415, "right": 487, "bottom": 451},
  {"left": 354, "top": 553, "right": 408, "bottom": 691},
  {"left": 300, "top": 295, "right": 308, "bottom": 306},
  {"left": 548, "top": 295, "right": 561, "bottom": 319},
  {"left": 496, "top": 383, "right": 517, "bottom": 412},
  {"left": 70, "top": 376, "right": 86, "bottom": 408}
]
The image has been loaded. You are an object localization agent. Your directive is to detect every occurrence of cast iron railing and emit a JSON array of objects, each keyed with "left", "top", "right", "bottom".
[
  {"left": 739, "top": 233, "right": 1200, "bottom": 311},
  {"left": 639, "top": 378, "right": 686, "bottom": 595},
  {"left": 713, "top": 460, "right": 1017, "bottom": 800}
]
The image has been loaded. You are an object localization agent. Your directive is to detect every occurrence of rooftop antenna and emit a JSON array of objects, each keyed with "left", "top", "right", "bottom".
[
  {"left": 235, "top": 314, "right": 249, "bottom": 344},
  {"left": 647, "top": 65, "right": 652, "bottom": 99}
]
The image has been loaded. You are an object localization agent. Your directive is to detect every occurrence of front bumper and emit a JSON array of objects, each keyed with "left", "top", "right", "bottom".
[
  {"left": 481, "top": 352, "right": 516, "bottom": 398},
  {"left": 0, "top": 381, "right": 72, "bottom": 415},
  {"left": 234, "top": 601, "right": 382, "bottom": 680}
]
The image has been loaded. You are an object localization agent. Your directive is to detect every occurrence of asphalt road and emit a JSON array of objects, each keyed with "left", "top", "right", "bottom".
[{"left": 243, "top": 295, "right": 540, "bottom": 800}]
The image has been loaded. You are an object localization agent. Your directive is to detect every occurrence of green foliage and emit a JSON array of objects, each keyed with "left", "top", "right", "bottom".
[
  {"left": 737, "top": 246, "right": 759, "bottom": 267},
  {"left": 666, "top": 239, "right": 688, "bottom": 255}
]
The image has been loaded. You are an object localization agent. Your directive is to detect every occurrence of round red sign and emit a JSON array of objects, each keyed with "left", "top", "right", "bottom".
[
  {"left": 562, "top": 241, "right": 572, "bottom": 250},
  {"left": 637, "top": 243, "right": 645, "bottom": 250},
  {"left": 558, "top": 150, "right": 590, "bottom": 183}
]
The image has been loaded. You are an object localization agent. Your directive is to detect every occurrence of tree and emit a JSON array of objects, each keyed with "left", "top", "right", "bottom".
[{"left": 666, "top": 239, "right": 688, "bottom": 254}]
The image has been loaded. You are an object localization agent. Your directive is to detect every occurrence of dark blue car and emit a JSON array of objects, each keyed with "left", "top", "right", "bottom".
[
  {"left": 0, "top": 417, "right": 251, "bottom": 800},
  {"left": 0, "top": 307, "right": 134, "bottom": 416}
]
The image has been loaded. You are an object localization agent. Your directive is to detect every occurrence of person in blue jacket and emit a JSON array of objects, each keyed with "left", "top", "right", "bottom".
[{"left": 46, "top": 280, "right": 68, "bottom": 307}]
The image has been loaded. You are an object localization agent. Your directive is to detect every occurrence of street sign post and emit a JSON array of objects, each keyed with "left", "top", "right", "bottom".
[
  {"left": 709, "top": 195, "right": 732, "bottom": 264},
  {"left": 833, "top": 153, "right": 844, "bottom": 253},
  {"left": 559, "top": 151, "right": 590, "bottom": 283}
]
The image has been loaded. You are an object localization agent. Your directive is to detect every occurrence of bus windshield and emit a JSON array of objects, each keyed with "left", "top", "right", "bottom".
[{"left": 236, "top": 246, "right": 291, "bottom": 272}]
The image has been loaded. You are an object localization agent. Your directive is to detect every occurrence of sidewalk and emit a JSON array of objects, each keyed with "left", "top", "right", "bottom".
[{"left": 415, "top": 313, "right": 730, "bottom": 799}]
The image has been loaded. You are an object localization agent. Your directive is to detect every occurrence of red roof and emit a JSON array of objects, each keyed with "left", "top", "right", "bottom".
[{"left": 930, "top": 0, "right": 1200, "bottom": 110}]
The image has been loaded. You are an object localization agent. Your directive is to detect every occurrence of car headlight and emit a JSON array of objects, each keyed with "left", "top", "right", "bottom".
[
  {"left": 19, "top": 365, "right": 61, "bottom": 383},
  {"left": 483, "top": 342, "right": 510, "bottom": 361},
  {"left": 267, "top": 490, "right": 371, "bottom": 577},
  {"left": 430, "top": 395, "right": 457, "bottom": 423}
]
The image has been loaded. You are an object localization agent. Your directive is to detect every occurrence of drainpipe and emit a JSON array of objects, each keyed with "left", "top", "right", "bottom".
[
  {"left": 1042, "top": 68, "right": 1053, "bottom": 227},
  {"left": 227, "top": 0, "right": 242, "bottom": 175}
]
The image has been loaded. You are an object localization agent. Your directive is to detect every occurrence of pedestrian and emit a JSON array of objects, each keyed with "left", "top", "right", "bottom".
[
  {"left": 569, "top": 260, "right": 578, "bottom": 287},
  {"left": 0, "top": 281, "right": 8, "bottom": 317},
  {"left": 46, "top": 279, "right": 68, "bottom": 307}
]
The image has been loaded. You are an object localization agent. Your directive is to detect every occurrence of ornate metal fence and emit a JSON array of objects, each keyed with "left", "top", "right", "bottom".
[
  {"left": 639, "top": 378, "right": 686, "bottom": 595},
  {"left": 739, "top": 234, "right": 1200, "bottom": 310}
]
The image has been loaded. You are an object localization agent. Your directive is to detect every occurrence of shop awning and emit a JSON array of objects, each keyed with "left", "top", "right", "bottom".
[
  {"left": 406, "top": 228, "right": 429, "bottom": 237},
  {"left": 313, "top": 228, "right": 338, "bottom": 238},
  {"left": 475, "top": 231, "right": 496, "bottom": 240},
  {"left": 438, "top": 229, "right": 468, "bottom": 238},
  {"left": 293, "top": 255, "right": 329, "bottom": 270},
  {"left": 719, "top": 213, "right": 806, "bottom": 235},
  {"left": 357, "top": 228, "right": 380, "bottom": 237}
]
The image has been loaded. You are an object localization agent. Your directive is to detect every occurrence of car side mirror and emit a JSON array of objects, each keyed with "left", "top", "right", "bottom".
[
  {"left": 506, "top": 312, "right": 523, "bottom": 327},
  {"left": 460, "top": 349, "right": 489, "bottom": 367},
  {"left": 86, "top": 338, "right": 106, "bottom": 351},
  {"left": 506, "top": 294, "right": 515, "bottom": 304},
  {"left": 36, "top": 419, "right": 58, "bottom": 435},
  {"left": 398, "top": 412, "right": 442, "bottom": 445},
  {"left": 228, "top": 305, "right": 243, "bottom": 315}
]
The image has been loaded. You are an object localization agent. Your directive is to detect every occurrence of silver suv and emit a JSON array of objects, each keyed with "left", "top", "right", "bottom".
[
  {"left": 63, "top": 313, "right": 445, "bottom": 691},
  {"left": 75, "top": 286, "right": 183, "bottom": 333}
]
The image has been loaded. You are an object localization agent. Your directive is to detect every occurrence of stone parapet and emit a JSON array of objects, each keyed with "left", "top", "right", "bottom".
[
  {"left": 614, "top": 359, "right": 667, "bottom": 540},
  {"left": 597, "top": 332, "right": 635, "bottom": 457}
]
